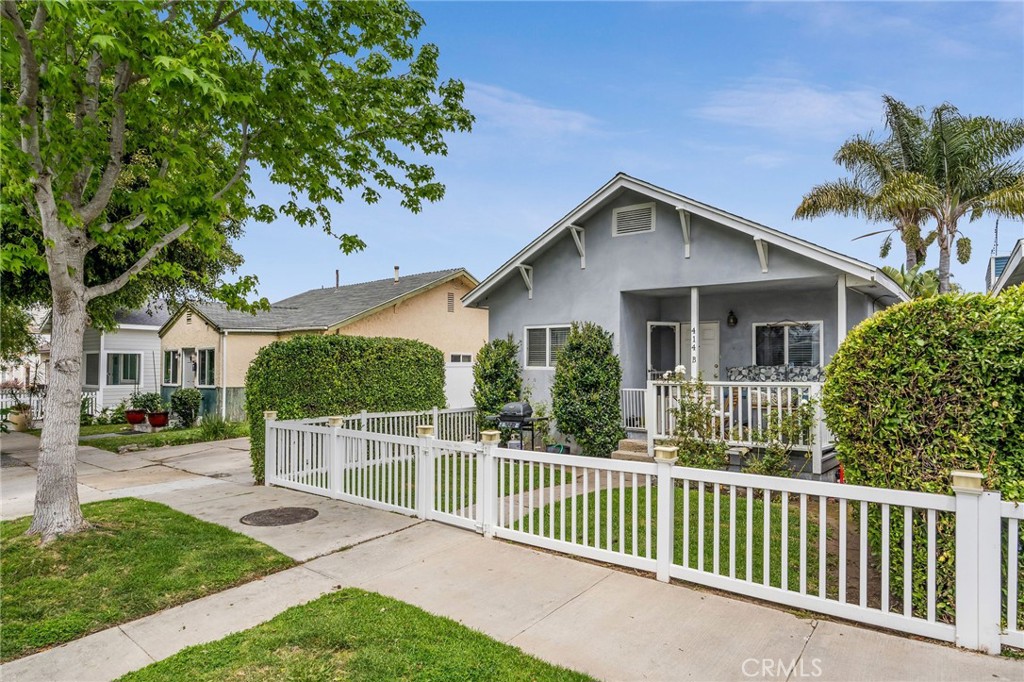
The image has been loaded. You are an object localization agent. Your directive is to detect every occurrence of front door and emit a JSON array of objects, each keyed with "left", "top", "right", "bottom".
[
  {"left": 698, "top": 322, "right": 721, "bottom": 380},
  {"left": 647, "top": 322, "right": 680, "bottom": 379},
  {"left": 182, "top": 347, "right": 196, "bottom": 388}
]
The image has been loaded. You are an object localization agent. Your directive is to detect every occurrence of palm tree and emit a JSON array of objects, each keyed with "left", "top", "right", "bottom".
[
  {"left": 795, "top": 96, "right": 932, "bottom": 271},
  {"left": 880, "top": 264, "right": 940, "bottom": 298},
  {"left": 885, "top": 104, "right": 1024, "bottom": 292}
]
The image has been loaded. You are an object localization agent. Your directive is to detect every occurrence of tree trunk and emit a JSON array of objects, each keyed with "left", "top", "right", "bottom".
[
  {"left": 27, "top": 284, "right": 90, "bottom": 541},
  {"left": 937, "top": 239, "right": 952, "bottom": 294},
  {"left": 904, "top": 243, "right": 918, "bottom": 271}
]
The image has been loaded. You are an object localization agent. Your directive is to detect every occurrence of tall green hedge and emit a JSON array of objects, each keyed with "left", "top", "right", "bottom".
[
  {"left": 471, "top": 335, "right": 522, "bottom": 427},
  {"left": 823, "top": 288, "right": 1024, "bottom": 621},
  {"left": 245, "top": 335, "right": 445, "bottom": 483},
  {"left": 551, "top": 322, "right": 624, "bottom": 457}
]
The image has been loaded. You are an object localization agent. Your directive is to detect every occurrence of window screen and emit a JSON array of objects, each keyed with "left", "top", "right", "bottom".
[
  {"left": 163, "top": 350, "right": 179, "bottom": 384},
  {"left": 787, "top": 324, "right": 821, "bottom": 367},
  {"left": 85, "top": 354, "right": 99, "bottom": 386},
  {"left": 527, "top": 328, "right": 548, "bottom": 367},
  {"left": 106, "top": 353, "right": 139, "bottom": 385},
  {"left": 754, "top": 326, "right": 786, "bottom": 366},
  {"left": 197, "top": 348, "right": 215, "bottom": 386},
  {"left": 549, "top": 327, "right": 570, "bottom": 365}
]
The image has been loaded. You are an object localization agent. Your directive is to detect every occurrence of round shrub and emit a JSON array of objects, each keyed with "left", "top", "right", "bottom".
[
  {"left": 245, "top": 334, "right": 445, "bottom": 483},
  {"left": 471, "top": 335, "right": 522, "bottom": 427},
  {"left": 170, "top": 388, "right": 203, "bottom": 427},
  {"left": 551, "top": 322, "right": 624, "bottom": 457},
  {"left": 823, "top": 288, "right": 1024, "bottom": 621}
]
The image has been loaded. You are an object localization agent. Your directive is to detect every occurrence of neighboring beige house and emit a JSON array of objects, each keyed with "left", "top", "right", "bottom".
[{"left": 159, "top": 268, "right": 487, "bottom": 419}]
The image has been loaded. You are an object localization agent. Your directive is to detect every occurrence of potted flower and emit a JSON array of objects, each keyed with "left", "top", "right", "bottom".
[
  {"left": 126, "top": 392, "right": 149, "bottom": 425},
  {"left": 7, "top": 402, "right": 32, "bottom": 432},
  {"left": 132, "top": 392, "right": 167, "bottom": 427}
]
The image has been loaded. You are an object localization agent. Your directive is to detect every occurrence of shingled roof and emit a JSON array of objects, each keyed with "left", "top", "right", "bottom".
[{"left": 163, "top": 268, "right": 475, "bottom": 334}]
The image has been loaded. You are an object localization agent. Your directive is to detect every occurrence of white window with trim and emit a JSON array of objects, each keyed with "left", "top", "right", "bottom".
[
  {"left": 106, "top": 353, "right": 140, "bottom": 385},
  {"left": 449, "top": 354, "right": 472, "bottom": 363},
  {"left": 525, "top": 325, "right": 570, "bottom": 369},
  {"left": 84, "top": 352, "right": 100, "bottom": 387},
  {"left": 163, "top": 350, "right": 180, "bottom": 385},
  {"left": 752, "top": 322, "right": 822, "bottom": 367},
  {"left": 197, "top": 348, "right": 215, "bottom": 387}
]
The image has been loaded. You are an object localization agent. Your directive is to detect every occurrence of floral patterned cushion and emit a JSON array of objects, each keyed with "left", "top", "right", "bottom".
[{"left": 726, "top": 364, "right": 824, "bottom": 382}]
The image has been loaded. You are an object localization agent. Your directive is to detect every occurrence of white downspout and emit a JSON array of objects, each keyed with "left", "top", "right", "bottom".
[
  {"left": 221, "top": 331, "right": 228, "bottom": 419},
  {"left": 97, "top": 331, "right": 106, "bottom": 411}
]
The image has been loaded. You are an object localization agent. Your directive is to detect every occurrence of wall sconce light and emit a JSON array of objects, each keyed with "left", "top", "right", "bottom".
[{"left": 727, "top": 310, "right": 738, "bottom": 327}]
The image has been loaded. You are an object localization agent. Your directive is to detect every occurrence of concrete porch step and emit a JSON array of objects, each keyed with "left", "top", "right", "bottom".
[
  {"left": 616, "top": 438, "right": 647, "bottom": 454},
  {"left": 611, "top": 449, "right": 653, "bottom": 462}
]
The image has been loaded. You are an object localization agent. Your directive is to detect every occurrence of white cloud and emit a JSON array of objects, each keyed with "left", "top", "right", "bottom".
[
  {"left": 464, "top": 82, "right": 601, "bottom": 139},
  {"left": 694, "top": 78, "right": 881, "bottom": 139}
]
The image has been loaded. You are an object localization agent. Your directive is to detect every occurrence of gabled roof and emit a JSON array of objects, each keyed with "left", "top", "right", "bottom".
[
  {"left": 160, "top": 268, "right": 477, "bottom": 335},
  {"left": 40, "top": 300, "right": 170, "bottom": 333},
  {"left": 991, "top": 239, "right": 1024, "bottom": 294},
  {"left": 462, "top": 173, "right": 908, "bottom": 306}
]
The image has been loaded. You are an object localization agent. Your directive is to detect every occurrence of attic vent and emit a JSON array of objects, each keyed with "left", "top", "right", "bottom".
[
  {"left": 447, "top": 292, "right": 455, "bottom": 313},
  {"left": 612, "top": 202, "right": 656, "bottom": 237},
  {"left": 186, "top": 312, "right": 192, "bottom": 324}
]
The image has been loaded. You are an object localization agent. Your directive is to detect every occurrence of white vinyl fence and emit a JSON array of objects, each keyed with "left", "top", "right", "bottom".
[
  {"left": 0, "top": 389, "right": 98, "bottom": 420},
  {"left": 265, "top": 414, "right": 1022, "bottom": 656}
]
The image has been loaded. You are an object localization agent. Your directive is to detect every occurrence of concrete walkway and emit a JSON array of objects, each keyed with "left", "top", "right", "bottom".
[{"left": 1, "top": 432, "right": 1020, "bottom": 681}]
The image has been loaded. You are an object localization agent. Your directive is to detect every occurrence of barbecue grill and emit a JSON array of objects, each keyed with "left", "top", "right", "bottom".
[{"left": 496, "top": 401, "right": 533, "bottom": 429}]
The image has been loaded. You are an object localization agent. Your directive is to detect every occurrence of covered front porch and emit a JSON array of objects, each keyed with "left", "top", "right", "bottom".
[{"left": 616, "top": 275, "right": 862, "bottom": 479}]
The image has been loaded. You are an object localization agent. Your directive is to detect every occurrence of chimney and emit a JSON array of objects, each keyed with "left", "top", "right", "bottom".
[
  {"left": 394, "top": 265, "right": 399, "bottom": 283},
  {"left": 335, "top": 269, "right": 339, "bottom": 288}
]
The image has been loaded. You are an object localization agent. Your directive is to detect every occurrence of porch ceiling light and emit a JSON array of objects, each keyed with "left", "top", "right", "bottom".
[{"left": 727, "top": 310, "right": 738, "bottom": 327}]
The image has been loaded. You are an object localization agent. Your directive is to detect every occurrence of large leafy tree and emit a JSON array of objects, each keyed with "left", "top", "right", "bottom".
[
  {"left": 795, "top": 96, "right": 932, "bottom": 271},
  {"left": 0, "top": 1, "right": 472, "bottom": 541}
]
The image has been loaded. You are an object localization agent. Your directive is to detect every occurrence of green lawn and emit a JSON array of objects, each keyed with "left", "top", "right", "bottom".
[
  {"left": 0, "top": 498, "right": 293, "bottom": 661},
  {"left": 28, "top": 423, "right": 130, "bottom": 438},
  {"left": 119, "top": 589, "right": 592, "bottom": 682},
  {"left": 519, "top": 484, "right": 833, "bottom": 594},
  {"left": 84, "top": 422, "right": 249, "bottom": 453}
]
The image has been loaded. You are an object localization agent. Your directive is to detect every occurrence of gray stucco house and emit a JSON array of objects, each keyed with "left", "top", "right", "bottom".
[{"left": 464, "top": 174, "right": 908, "bottom": 476}]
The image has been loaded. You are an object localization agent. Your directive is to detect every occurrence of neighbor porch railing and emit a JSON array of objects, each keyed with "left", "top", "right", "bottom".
[
  {"left": 642, "top": 380, "right": 834, "bottom": 475},
  {"left": 264, "top": 412, "right": 1022, "bottom": 655}
]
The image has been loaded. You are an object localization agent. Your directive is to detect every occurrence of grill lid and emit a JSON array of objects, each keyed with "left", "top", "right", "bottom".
[{"left": 499, "top": 401, "right": 533, "bottom": 419}]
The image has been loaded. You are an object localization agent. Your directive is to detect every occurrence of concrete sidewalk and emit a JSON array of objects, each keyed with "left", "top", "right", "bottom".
[{"left": 2, "top": 432, "right": 1020, "bottom": 681}]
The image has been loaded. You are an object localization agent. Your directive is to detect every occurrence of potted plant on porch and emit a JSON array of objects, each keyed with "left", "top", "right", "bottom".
[{"left": 7, "top": 402, "right": 32, "bottom": 432}]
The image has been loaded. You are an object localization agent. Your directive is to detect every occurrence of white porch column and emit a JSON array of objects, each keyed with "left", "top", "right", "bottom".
[
  {"left": 97, "top": 331, "right": 106, "bottom": 410},
  {"left": 689, "top": 287, "right": 699, "bottom": 379},
  {"left": 837, "top": 274, "right": 848, "bottom": 345}
]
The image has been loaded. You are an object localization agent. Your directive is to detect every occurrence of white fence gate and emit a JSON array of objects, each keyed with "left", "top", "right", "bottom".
[{"left": 265, "top": 414, "right": 1023, "bottom": 655}]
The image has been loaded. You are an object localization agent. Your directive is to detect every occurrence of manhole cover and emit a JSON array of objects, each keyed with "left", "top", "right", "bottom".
[{"left": 240, "top": 507, "right": 319, "bottom": 526}]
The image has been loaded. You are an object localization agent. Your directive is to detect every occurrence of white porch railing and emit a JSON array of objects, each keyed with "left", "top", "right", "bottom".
[
  {"left": 620, "top": 388, "right": 646, "bottom": 431},
  {"left": 266, "top": 413, "right": 1021, "bottom": 655},
  {"left": 643, "top": 380, "right": 834, "bottom": 475}
]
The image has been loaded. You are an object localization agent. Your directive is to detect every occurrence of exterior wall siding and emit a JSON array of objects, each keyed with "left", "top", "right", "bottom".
[
  {"left": 95, "top": 327, "right": 162, "bottom": 409},
  {"left": 479, "top": 190, "right": 891, "bottom": 402}
]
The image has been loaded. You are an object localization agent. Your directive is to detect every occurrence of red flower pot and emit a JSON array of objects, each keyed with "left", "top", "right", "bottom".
[
  {"left": 146, "top": 411, "right": 169, "bottom": 428},
  {"left": 126, "top": 409, "right": 147, "bottom": 425}
]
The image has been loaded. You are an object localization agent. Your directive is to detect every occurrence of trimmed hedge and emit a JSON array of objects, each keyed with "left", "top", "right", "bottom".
[
  {"left": 471, "top": 335, "right": 522, "bottom": 428},
  {"left": 823, "top": 288, "right": 1024, "bottom": 621},
  {"left": 551, "top": 322, "right": 624, "bottom": 457},
  {"left": 245, "top": 335, "right": 445, "bottom": 483}
]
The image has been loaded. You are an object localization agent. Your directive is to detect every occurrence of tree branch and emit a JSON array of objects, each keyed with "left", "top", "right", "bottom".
[
  {"left": 2, "top": 0, "right": 45, "bottom": 173},
  {"left": 77, "top": 60, "right": 134, "bottom": 225},
  {"left": 99, "top": 213, "right": 147, "bottom": 233},
  {"left": 209, "top": 2, "right": 244, "bottom": 31},
  {"left": 85, "top": 221, "right": 192, "bottom": 301},
  {"left": 212, "top": 122, "right": 253, "bottom": 201}
]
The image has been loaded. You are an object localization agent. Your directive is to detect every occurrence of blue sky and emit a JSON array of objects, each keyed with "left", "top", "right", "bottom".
[{"left": 238, "top": 1, "right": 1024, "bottom": 300}]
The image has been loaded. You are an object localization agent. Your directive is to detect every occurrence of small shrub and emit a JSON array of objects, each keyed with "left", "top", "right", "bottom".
[
  {"left": 110, "top": 399, "right": 128, "bottom": 424},
  {"left": 131, "top": 392, "right": 164, "bottom": 414},
  {"left": 664, "top": 373, "right": 729, "bottom": 469},
  {"left": 198, "top": 413, "right": 238, "bottom": 441},
  {"left": 743, "top": 400, "right": 816, "bottom": 477},
  {"left": 245, "top": 335, "right": 445, "bottom": 483},
  {"left": 551, "top": 322, "right": 624, "bottom": 457},
  {"left": 471, "top": 335, "right": 522, "bottom": 429},
  {"left": 171, "top": 388, "right": 203, "bottom": 427}
]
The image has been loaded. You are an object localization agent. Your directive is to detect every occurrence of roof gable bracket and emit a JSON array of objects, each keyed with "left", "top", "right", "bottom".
[
  {"left": 754, "top": 237, "right": 769, "bottom": 273},
  {"left": 568, "top": 224, "right": 586, "bottom": 269},
  {"left": 518, "top": 264, "right": 534, "bottom": 300},
  {"left": 676, "top": 208, "right": 691, "bottom": 258}
]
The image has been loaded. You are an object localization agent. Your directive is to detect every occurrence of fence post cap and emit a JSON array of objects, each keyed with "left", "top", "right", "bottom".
[
  {"left": 263, "top": 410, "right": 277, "bottom": 421},
  {"left": 327, "top": 416, "right": 344, "bottom": 427},
  {"left": 416, "top": 424, "right": 435, "bottom": 438},
  {"left": 654, "top": 445, "right": 678, "bottom": 463},
  {"left": 951, "top": 470, "right": 984, "bottom": 493},
  {"left": 480, "top": 430, "right": 500, "bottom": 444}
]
